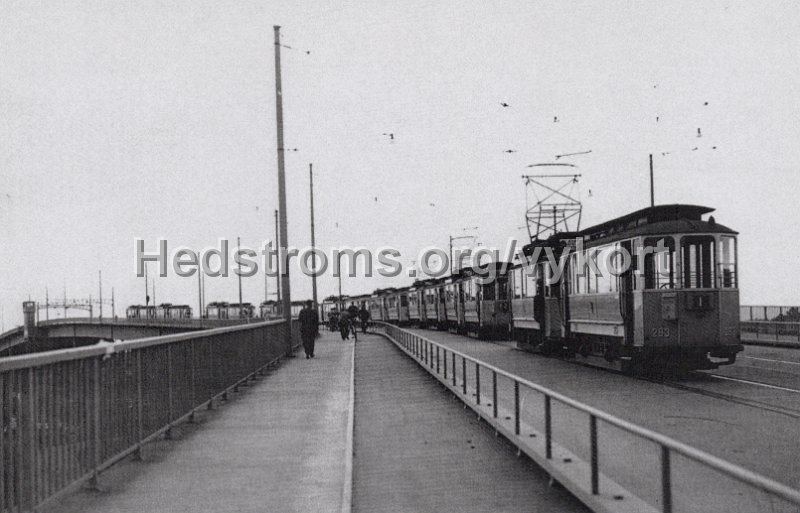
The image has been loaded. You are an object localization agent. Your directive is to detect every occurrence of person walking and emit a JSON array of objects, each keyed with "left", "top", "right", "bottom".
[
  {"left": 338, "top": 311, "right": 351, "bottom": 341},
  {"left": 358, "top": 305, "right": 370, "bottom": 334},
  {"left": 298, "top": 301, "right": 319, "bottom": 358}
]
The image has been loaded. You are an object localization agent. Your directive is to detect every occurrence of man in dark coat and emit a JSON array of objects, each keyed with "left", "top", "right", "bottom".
[
  {"left": 338, "top": 311, "right": 351, "bottom": 341},
  {"left": 298, "top": 301, "right": 319, "bottom": 358},
  {"left": 358, "top": 306, "right": 370, "bottom": 334}
]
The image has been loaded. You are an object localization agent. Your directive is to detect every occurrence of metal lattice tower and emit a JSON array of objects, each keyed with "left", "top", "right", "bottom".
[{"left": 522, "top": 164, "right": 583, "bottom": 241}]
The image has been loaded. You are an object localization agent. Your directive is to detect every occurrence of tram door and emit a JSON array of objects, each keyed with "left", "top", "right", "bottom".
[{"left": 619, "top": 240, "right": 635, "bottom": 346}]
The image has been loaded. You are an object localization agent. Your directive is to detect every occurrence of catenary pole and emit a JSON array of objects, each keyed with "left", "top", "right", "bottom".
[{"left": 273, "top": 26, "right": 293, "bottom": 355}]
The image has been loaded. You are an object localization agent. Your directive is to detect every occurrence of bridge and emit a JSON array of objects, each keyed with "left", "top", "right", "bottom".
[{"left": 2, "top": 319, "right": 799, "bottom": 513}]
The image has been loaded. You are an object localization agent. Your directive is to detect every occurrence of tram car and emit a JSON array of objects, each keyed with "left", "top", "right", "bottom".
[
  {"left": 510, "top": 204, "right": 742, "bottom": 371},
  {"left": 407, "top": 283, "right": 425, "bottom": 326},
  {"left": 384, "top": 287, "right": 410, "bottom": 325},
  {"left": 126, "top": 303, "right": 193, "bottom": 320},
  {"left": 126, "top": 304, "right": 155, "bottom": 319},
  {"left": 369, "top": 292, "right": 386, "bottom": 322},
  {"left": 459, "top": 265, "right": 511, "bottom": 339},
  {"left": 206, "top": 302, "right": 255, "bottom": 319},
  {"left": 419, "top": 278, "right": 442, "bottom": 329},
  {"left": 260, "top": 300, "right": 278, "bottom": 319}
]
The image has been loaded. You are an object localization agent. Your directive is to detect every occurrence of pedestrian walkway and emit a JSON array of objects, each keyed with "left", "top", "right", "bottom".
[
  {"left": 352, "top": 334, "right": 588, "bottom": 513},
  {"left": 46, "top": 332, "right": 354, "bottom": 513}
]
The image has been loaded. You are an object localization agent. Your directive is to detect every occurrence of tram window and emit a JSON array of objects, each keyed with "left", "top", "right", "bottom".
[
  {"left": 718, "top": 236, "right": 737, "bottom": 288},
  {"left": 497, "top": 276, "right": 508, "bottom": 300},
  {"left": 570, "top": 254, "right": 581, "bottom": 295},
  {"left": 513, "top": 269, "right": 524, "bottom": 298},
  {"left": 681, "top": 236, "right": 715, "bottom": 289},
  {"left": 401, "top": 295, "right": 408, "bottom": 307},
  {"left": 524, "top": 268, "right": 537, "bottom": 298},
  {"left": 545, "top": 263, "right": 559, "bottom": 297},
  {"left": 644, "top": 237, "right": 676, "bottom": 289},
  {"left": 596, "top": 246, "right": 612, "bottom": 293},
  {"left": 482, "top": 282, "right": 496, "bottom": 301}
]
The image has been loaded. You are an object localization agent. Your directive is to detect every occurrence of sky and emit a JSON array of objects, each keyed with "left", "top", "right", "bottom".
[{"left": 1, "top": 0, "right": 799, "bottom": 328}]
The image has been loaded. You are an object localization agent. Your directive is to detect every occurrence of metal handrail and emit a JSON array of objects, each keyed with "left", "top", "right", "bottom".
[
  {"left": 0, "top": 320, "right": 282, "bottom": 372},
  {"left": 1, "top": 319, "right": 298, "bottom": 511},
  {"left": 375, "top": 322, "right": 800, "bottom": 509}
]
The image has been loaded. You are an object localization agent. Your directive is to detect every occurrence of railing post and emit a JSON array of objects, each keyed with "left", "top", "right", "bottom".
[
  {"left": 590, "top": 414, "right": 598, "bottom": 495},
  {"left": 443, "top": 348, "right": 448, "bottom": 379},
  {"left": 545, "top": 395, "right": 552, "bottom": 459},
  {"left": 462, "top": 357, "right": 467, "bottom": 395},
  {"left": 452, "top": 352, "right": 456, "bottom": 387},
  {"left": 89, "top": 356, "right": 101, "bottom": 488},
  {"left": 189, "top": 340, "right": 196, "bottom": 422},
  {"left": 661, "top": 445, "right": 672, "bottom": 513},
  {"left": 20, "top": 369, "right": 36, "bottom": 511},
  {"left": 134, "top": 351, "right": 144, "bottom": 460},
  {"left": 165, "top": 344, "right": 173, "bottom": 439},
  {"left": 475, "top": 362, "right": 481, "bottom": 405},
  {"left": 436, "top": 346, "right": 440, "bottom": 374},
  {"left": 514, "top": 380, "right": 520, "bottom": 435},
  {"left": 492, "top": 371, "right": 498, "bottom": 418}
]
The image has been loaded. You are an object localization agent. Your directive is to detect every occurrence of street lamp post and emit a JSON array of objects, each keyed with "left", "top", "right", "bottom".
[{"left": 449, "top": 232, "right": 478, "bottom": 274}]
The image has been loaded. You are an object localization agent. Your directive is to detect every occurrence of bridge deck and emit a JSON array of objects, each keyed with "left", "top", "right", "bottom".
[
  {"left": 46, "top": 332, "right": 353, "bottom": 513},
  {"left": 352, "top": 332, "right": 585, "bottom": 512}
]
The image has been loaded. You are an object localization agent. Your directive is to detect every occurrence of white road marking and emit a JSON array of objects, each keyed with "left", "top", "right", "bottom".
[
  {"left": 741, "top": 355, "right": 800, "bottom": 366},
  {"left": 708, "top": 373, "right": 800, "bottom": 394}
]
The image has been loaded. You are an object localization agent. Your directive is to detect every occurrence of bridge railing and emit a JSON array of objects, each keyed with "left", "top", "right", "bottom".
[
  {"left": 0, "top": 319, "right": 298, "bottom": 512},
  {"left": 375, "top": 322, "right": 800, "bottom": 513},
  {"left": 740, "top": 305, "right": 800, "bottom": 346},
  {"left": 36, "top": 317, "right": 251, "bottom": 329}
]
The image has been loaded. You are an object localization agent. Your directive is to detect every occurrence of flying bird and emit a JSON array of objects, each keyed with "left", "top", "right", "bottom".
[
  {"left": 588, "top": 189, "right": 593, "bottom": 197},
  {"left": 704, "top": 101, "right": 709, "bottom": 106},
  {"left": 429, "top": 203, "right": 436, "bottom": 207},
  {"left": 712, "top": 146, "right": 718, "bottom": 150},
  {"left": 500, "top": 102, "right": 510, "bottom": 107},
  {"left": 656, "top": 116, "right": 660, "bottom": 122},
  {"left": 382, "top": 133, "right": 395, "bottom": 141},
  {"left": 503, "top": 149, "right": 517, "bottom": 153},
  {"left": 374, "top": 197, "right": 378, "bottom": 202},
  {"left": 692, "top": 147, "right": 699, "bottom": 151},
  {"left": 661, "top": 152, "right": 670, "bottom": 156},
  {"left": 553, "top": 116, "right": 559, "bottom": 123},
  {"left": 697, "top": 128, "right": 702, "bottom": 138}
]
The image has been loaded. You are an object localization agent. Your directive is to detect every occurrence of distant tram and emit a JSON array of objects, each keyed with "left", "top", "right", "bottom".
[
  {"left": 205, "top": 302, "right": 255, "bottom": 319},
  {"left": 126, "top": 303, "right": 192, "bottom": 320}
]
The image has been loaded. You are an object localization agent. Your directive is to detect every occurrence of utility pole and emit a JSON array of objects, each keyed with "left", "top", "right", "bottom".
[
  {"left": 45, "top": 287, "right": 49, "bottom": 321},
  {"left": 145, "top": 264, "right": 149, "bottom": 306},
  {"left": 649, "top": 153, "right": 655, "bottom": 207},
  {"left": 237, "top": 236, "right": 243, "bottom": 318},
  {"left": 309, "top": 163, "right": 318, "bottom": 312},
  {"left": 112, "top": 287, "right": 115, "bottom": 318},
  {"left": 274, "top": 208, "right": 281, "bottom": 310},
  {"left": 273, "top": 25, "right": 293, "bottom": 355},
  {"left": 98, "top": 270, "right": 103, "bottom": 319}
]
